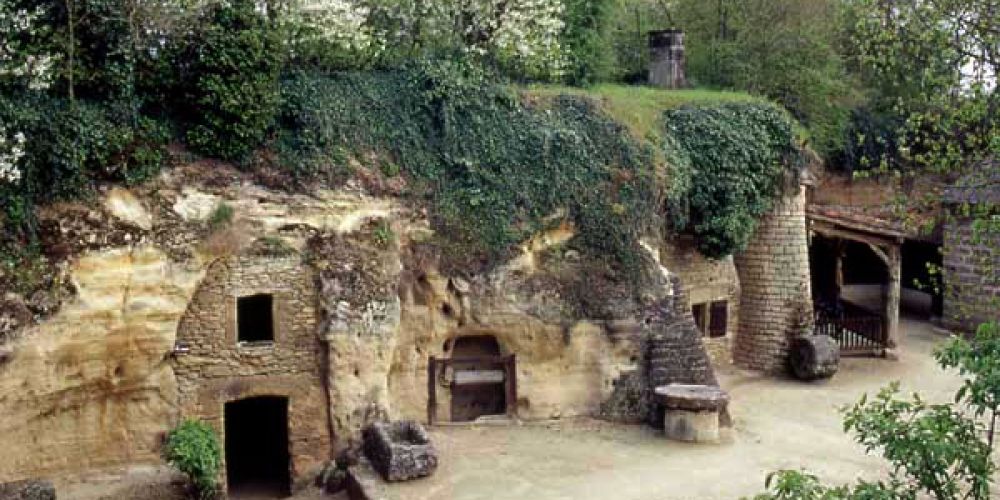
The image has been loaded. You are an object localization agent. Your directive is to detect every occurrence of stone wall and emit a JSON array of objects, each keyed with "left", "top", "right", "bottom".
[
  {"left": 733, "top": 186, "right": 813, "bottom": 373},
  {"left": 172, "top": 255, "right": 330, "bottom": 481},
  {"left": 943, "top": 216, "right": 1000, "bottom": 333},
  {"left": 659, "top": 237, "right": 740, "bottom": 363}
]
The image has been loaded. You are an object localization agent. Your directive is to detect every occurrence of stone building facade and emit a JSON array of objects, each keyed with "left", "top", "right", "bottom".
[
  {"left": 942, "top": 215, "right": 1000, "bottom": 333},
  {"left": 941, "top": 165, "right": 1000, "bottom": 334},
  {"left": 733, "top": 186, "right": 814, "bottom": 373},
  {"left": 172, "top": 255, "right": 331, "bottom": 483},
  {"left": 659, "top": 237, "right": 740, "bottom": 362}
]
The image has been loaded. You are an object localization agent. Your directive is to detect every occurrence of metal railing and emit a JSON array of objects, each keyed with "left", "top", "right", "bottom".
[{"left": 815, "top": 301, "right": 886, "bottom": 356}]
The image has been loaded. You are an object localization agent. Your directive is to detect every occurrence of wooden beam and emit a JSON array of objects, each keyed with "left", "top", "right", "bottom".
[
  {"left": 811, "top": 220, "right": 902, "bottom": 248},
  {"left": 866, "top": 243, "right": 890, "bottom": 266},
  {"left": 807, "top": 211, "right": 908, "bottom": 240},
  {"left": 427, "top": 356, "right": 437, "bottom": 425}
]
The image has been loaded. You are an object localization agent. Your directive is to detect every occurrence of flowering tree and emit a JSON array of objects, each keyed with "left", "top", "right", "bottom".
[
  {"left": 0, "top": 4, "right": 55, "bottom": 91},
  {"left": 0, "top": 125, "right": 25, "bottom": 186},
  {"left": 283, "top": 0, "right": 567, "bottom": 75}
]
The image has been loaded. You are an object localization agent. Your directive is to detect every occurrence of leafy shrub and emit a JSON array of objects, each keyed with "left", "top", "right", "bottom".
[
  {"left": 180, "top": 0, "right": 283, "bottom": 161},
  {"left": 278, "top": 57, "right": 658, "bottom": 273},
  {"left": 207, "top": 203, "right": 235, "bottom": 231},
  {"left": 663, "top": 103, "right": 800, "bottom": 258},
  {"left": 162, "top": 419, "right": 222, "bottom": 500},
  {"left": 561, "top": 0, "right": 615, "bottom": 85},
  {"left": 0, "top": 93, "right": 167, "bottom": 229}
]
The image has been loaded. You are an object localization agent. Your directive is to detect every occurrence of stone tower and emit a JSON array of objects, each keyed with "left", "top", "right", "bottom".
[
  {"left": 733, "top": 185, "right": 814, "bottom": 373},
  {"left": 648, "top": 30, "right": 686, "bottom": 89}
]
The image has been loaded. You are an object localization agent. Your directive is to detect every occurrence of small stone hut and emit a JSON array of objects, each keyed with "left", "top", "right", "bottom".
[{"left": 172, "top": 254, "right": 331, "bottom": 493}]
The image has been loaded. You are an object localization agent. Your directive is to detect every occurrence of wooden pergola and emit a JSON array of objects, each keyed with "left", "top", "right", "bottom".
[{"left": 808, "top": 210, "right": 906, "bottom": 357}]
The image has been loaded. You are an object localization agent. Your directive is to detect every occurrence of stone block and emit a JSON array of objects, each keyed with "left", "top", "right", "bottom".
[
  {"left": 663, "top": 409, "right": 720, "bottom": 443},
  {"left": 363, "top": 420, "right": 438, "bottom": 482}
]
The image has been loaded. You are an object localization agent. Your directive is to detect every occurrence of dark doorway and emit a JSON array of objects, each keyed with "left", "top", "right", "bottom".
[
  {"left": 225, "top": 397, "right": 290, "bottom": 498},
  {"left": 237, "top": 294, "right": 274, "bottom": 343},
  {"left": 449, "top": 336, "right": 507, "bottom": 422}
]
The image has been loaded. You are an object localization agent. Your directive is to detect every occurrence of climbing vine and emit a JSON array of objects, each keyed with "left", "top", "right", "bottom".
[
  {"left": 279, "top": 58, "right": 802, "bottom": 270},
  {"left": 663, "top": 103, "right": 801, "bottom": 258},
  {"left": 278, "top": 57, "right": 658, "bottom": 273}
]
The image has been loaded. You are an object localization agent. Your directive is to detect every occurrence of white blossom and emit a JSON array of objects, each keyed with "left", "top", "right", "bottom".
[
  {"left": 283, "top": 0, "right": 374, "bottom": 51},
  {"left": 0, "top": 125, "right": 25, "bottom": 185},
  {"left": 0, "top": 5, "right": 56, "bottom": 90}
]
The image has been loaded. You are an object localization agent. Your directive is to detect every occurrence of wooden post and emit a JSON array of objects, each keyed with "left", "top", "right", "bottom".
[
  {"left": 867, "top": 242, "right": 902, "bottom": 358},
  {"left": 884, "top": 245, "right": 902, "bottom": 358},
  {"left": 427, "top": 356, "right": 436, "bottom": 425},
  {"left": 505, "top": 355, "right": 517, "bottom": 417},
  {"left": 834, "top": 239, "right": 845, "bottom": 303}
]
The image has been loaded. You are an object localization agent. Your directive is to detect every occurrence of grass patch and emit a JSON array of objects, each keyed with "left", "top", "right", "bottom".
[{"left": 523, "top": 84, "right": 768, "bottom": 141}]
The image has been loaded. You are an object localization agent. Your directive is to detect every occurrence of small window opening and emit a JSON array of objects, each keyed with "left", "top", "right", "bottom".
[
  {"left": 709, "top": 300, "right": 728, "bottom": 338},
  {"left": 237, "top": 294, "right": 274, "bottom": 344},
  {"left": 692, "top": 303, "right": 707, "bottom": 335},
  {"left": 692, "top": 300, "right": 728, "bottom": 338}
]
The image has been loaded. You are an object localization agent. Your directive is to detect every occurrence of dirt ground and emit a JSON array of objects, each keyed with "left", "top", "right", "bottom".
[{"left": 382, "top": 315, "right": 971, "bottom": 500}]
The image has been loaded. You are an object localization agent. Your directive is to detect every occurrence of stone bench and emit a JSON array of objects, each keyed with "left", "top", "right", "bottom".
[{"left": 653, "top": 384, "right": 729, "bottom": 443}]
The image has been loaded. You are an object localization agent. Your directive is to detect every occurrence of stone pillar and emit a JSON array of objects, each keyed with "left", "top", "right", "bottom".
[
  {"left": 648, "top": 30, "right": 686, "bottom": 89},
  {"left": 733, "top": 186, "right": 814, "bottom": 373}
]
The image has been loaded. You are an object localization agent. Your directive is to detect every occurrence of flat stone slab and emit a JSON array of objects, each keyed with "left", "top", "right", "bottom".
[{"left": 653, "top": 384, "right": 729, "bottom": 411}]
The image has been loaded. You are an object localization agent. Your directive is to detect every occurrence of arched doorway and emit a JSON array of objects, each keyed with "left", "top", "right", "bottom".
[
  {"left": 449, "top": 335, "right": 508, "bottom": 422},
  {"left": 224, "top": 396, "right": 290, "bottom": 497}
]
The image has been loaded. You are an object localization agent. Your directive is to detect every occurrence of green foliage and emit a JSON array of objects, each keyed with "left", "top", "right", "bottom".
[
  {"left": 180, "top": 0, "right": 283, "bottom": 161},
  {"left": 372, "top": 220, "right": 394, "bottom": 249},
  {"left": 525, "top": 84, "right": 769, "bottom": 141},
  {"left": 278, "top": 57, "right": 660, "bottom": 272},
  {"left": 842, "top": 0, "right": 999, "bottom": 174},
  {"left": 561, "top": 0, "right": 615, "bottom": 85},
  {"left": 843, "top": 384, "right": 993, "bottom": 499},
  {"left": 663, "top": 103, "right": 799, "bottom": 257},
  {"left": 0, "top": 92, "right": 167, "bottom": 229},
  {"left": 162, "top": 419, "right": 222, "bottom": 500},
  {"left": 207, "top": 203, "right": 235, "bottom": 231},
  {"left": 937, "top": 322, "right": 1000, "bottom": 447}
]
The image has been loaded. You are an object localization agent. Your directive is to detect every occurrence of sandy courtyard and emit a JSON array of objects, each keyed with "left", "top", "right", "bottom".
[{"left": 381, "top": 317, "right": 968, "bottom": 500}]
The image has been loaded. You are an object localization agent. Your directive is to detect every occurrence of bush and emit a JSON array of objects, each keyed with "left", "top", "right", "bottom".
[
  {"left": 0, "top": 93, "right": 167, "bottom": 230},
  {"left": 180, "top": 0, "right": 283, "bottom": 162},
  {"left": 278, "top": 57, "right": 658, "bottom": 273},
  {"left": 162, "top": 419, "right": 222, "bottom": 500},
  {"left": 663, "top": 103, "right": 800, "bottom": 258}
]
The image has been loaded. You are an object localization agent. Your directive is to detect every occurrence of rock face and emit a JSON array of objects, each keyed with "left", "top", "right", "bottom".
[
  {"left": 0, "top": 247, "right": 200, "bottom": 481},
  {"left": 0, "top": 168, "right": 724, "bottom": 486},
  {"left": 363, "top": 421, "right": 438, "bottom": 481}
]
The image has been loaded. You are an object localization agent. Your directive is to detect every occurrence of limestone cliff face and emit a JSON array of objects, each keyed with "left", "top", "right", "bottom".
[
  {"left": 0, "top": 167, "right": 720, "bottom": 482},
  {"left": 0, "top": 247, "right": 200, "bottom": 479}
]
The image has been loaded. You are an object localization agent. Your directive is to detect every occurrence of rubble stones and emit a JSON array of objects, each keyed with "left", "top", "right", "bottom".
[{"left": 0, "top": 479, "right": 56, "bottom": 500}]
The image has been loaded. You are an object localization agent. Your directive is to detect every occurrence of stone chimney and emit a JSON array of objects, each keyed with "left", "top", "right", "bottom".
[{"left": 648, "top": 29, "right": 686, "bottom": 89}]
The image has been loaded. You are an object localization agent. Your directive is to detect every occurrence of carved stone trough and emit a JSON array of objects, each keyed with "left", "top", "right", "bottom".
[
  {"left": 654, "top": 384, "right": 729, "bottom": 443},
  {"left": 363, "top": 420, "right": 438, "bottom": 482}
]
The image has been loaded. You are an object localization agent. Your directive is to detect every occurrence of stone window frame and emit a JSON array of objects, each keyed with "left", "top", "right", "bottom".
[
  {"left": 227, "top": 291, "right": 284, "bottom": 348},
  {"left": 692, "top": 299, "right": 729, "bottom": 338}
]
